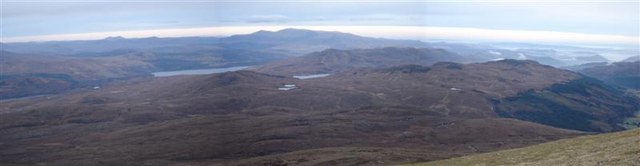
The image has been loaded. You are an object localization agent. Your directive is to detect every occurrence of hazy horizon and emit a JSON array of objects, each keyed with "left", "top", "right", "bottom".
[{"left": 2, "top": 0, "right": 639, "bottom": 46}]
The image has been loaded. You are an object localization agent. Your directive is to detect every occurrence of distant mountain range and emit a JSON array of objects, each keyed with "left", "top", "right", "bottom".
[
  {"left": 2, "top": 29, "right": 637, "bottom": 102},
  {"left": 1, "top": 28, "right": 425, "bottom": 63},
  {"left": 2, "top": 29, "right": 629, "bottom": 70},
  {"left": 1, "top": 29, "right": 429, "bottom": 99}
]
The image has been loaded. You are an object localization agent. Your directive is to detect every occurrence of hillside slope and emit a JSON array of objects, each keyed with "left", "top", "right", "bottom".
[
  {"left": 408, "top": 128, "right": 640, "bottom": 166},
  {"left": 315, "top": 60, "right": 638, "bottom": 132},
  {"left": 0, "top": 60, "right": 637, "bottom": 165}
]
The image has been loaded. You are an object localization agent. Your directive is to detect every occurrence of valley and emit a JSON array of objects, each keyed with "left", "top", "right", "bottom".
[
  {"left": 1, "top": 29, "right": 638, "bottom": 166},
  {"left": 0, "top": 58, "right": 637, "bottom": 165}
]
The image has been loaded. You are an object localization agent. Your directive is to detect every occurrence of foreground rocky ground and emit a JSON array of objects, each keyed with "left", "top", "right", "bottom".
[{"left": 410, "top": 128, "right": 640, "bottom": 166}]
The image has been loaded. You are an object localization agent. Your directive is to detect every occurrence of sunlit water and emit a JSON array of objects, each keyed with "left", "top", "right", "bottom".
[
  {"left": 152, "top": 66, "right": 251, "bottom": 77},
  {"left": 293, "top": 74, "right": 331, "bottom": 79}
]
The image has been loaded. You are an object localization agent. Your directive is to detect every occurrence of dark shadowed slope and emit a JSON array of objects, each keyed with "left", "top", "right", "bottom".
[
  {"left": 318, "top": 60, "right": 638, "bottom": 132},
  {"left": 578, "top": 61, "right": 640, "bottom": 89}
]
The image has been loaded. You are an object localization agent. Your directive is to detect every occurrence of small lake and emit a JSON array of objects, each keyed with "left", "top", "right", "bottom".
[
  {"left": 152, "top": 66, "right": 251, "bottom": 77},
  {"left": 293, "top": 74, "right": 331, "bottom": 79}
]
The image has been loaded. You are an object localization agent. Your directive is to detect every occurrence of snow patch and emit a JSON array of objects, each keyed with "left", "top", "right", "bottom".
[
  {"left": 278, "top": 84, "right": 297, "bottom": 91},
  {"left": 517, "top": 53, "right": 527, "bottom": 60},
  {"left": 488, "top": 50, "right": 502, "bottom": 55}
]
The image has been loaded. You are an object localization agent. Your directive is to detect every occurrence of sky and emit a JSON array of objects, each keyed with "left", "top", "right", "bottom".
[{"left": 1, "top": 0, "right": 639, "bottom": 46}]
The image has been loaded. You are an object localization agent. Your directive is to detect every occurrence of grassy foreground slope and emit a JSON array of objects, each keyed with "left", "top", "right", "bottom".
[{"left": 408, "top": 128, "right": 640, "bottom": 166}]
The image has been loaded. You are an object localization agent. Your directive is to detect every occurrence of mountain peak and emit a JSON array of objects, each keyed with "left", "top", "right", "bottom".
[
  {"left": 103, "top": 36, "right": 126, "bottom": 41},
  {"left": 273, "top": 28, "right": 353, "bottom": 37},
  {"left": 249, "top": 28, "right": 320, "bottom": 35},
  {"left": 252, "top": 30, "right": 272, "bottom": 34},
  {"left": 277, "top": 28, "right": 314, "bottom": 33}
]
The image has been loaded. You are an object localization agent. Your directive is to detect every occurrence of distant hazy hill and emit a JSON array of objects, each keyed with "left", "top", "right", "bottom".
[
  {"left": 254, "top": 47, "right": 465, "bottom": 76},
  {"left": 221, "top": 28, "right": 426, "bottom": 56},
  {"left": 1, "top": 36, "right": 221, "bottom": 55},
  {"left": 622, "top": 55, "right": 640, "bottom": 62},
  {"left": 409, "top": 128, "right": 640, "bottom": 166},
  {"left": 1, "top": 59, "right": 637, "bottom": 165},
  {"left": 0, "top": 51, "right": 151, "bottom": 80},
  {"left": 0, "top": 51, "right": 152, "bottom": 98},
  {"left": 488, "top": 42, "right": 637, "bottom": 66},
  {"left": 578, "top": 61, "right": 640, "bottom": 89}
]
